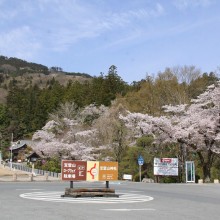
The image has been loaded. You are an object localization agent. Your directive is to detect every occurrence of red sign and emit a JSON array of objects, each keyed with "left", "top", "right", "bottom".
[
  {"left": 61, "top": 160, "right": 87, "bottom": 181},
  {"left": 161, "top": 158, "right": 172, "bottom": 163}
]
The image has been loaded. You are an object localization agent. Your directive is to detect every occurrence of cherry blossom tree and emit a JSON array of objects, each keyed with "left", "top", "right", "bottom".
[
  {"left": 32, "top": 102, "right": 109, "bottom": 161},
  {"left": 121, "top": 81, "right": 220, "bottom": 182}
]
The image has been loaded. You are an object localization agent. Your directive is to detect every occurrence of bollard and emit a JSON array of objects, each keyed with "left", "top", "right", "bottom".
[
  {"left": 45, "top": 172, "right": 49, "bottom": 181},
  {"left": 198, "top": 179, "right": 203, "bottom": 184},
  {"left": 13, "top": 173, "right": 17, "bottom": 181},
  {"left": 29, "top": 173, "right": 33, "bottom": 182},
  {"left": 214, "top": 179, "right": 219, "bottom": 184}
]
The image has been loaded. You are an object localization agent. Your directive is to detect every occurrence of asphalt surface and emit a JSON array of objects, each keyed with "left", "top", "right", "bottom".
[{"left": 0, "top": 181, "right": 220, "bottom": 220}]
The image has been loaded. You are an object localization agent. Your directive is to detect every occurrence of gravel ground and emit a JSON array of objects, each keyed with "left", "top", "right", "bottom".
[
  {"left": 0, "top": 165, "right": 27, "bottom": 176},
  {"left": 0, "top": 165, "right": 60, "bottom": 182}
]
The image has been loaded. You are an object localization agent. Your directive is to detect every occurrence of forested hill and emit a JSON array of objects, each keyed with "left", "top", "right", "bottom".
[
  {"left": 0, "top": 55, "right": 92, "bottom": 103},
  {"left": 0, "top": 55, "right": 219, "bottom": 143},
  {"left": 0, "top": 55, "right": 92, "bottom": 78}
]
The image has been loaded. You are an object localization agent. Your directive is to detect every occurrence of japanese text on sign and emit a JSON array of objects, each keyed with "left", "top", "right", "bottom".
[
  {"left": 154, "top": 158, "right": 178, "bottom": 176},
  {"left": 62, "top": 160, "right": 87, "bottom": 181},
  {"left": 61, "top": 160, "right": 118, "bottom": 181}
]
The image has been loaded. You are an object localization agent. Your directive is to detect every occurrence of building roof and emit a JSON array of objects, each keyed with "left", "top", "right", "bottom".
[
  {"left": 10, "top": 140, "right": 33, "bottom": 151},
  {"left": 26, "top": 152, "right": 40, "bottom": 159}
]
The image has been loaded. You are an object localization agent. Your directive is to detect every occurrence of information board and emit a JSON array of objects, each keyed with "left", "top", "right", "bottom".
[
  {"left": 154, "top": 158, "right": 178, "bottom": 176},
  {"left": 62, "top": 160, "right": 87, "bottom": 181},
  {"left": 61, "top": 160, "right": 118, "bottom": 181},
  {"left": 99, "top": 161, "right": 118, "bottom": 181}
]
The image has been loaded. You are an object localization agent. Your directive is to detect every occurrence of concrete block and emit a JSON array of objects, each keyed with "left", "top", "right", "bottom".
[
  {"left": 13, "top": 173, "right": 17, "bottom": 181},
  {"left": 214, "top": 179, "right": 219, "bottom": 184},
  {"left": 45, "top": 173, "right": 49, "bottom": 181},
  {"left": 29, "top": 173, "right": 33, "bottom": 182},
  {"left": 142, "top": 178, "right": 154, "bottom": 183},
  {"left": 198, "top": 179, "right": 203, "bottom": 184}
]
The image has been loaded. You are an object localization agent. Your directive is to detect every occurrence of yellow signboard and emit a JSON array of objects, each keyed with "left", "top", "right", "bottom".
[
  {"left": 99, "top": 161, "right": 118, "bottom": 181},
  {"left": 86, "top": 161, "right": 99, "bottom": 181}
]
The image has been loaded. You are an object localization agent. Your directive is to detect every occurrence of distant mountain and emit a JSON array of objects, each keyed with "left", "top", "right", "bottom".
[
  {"left": 0, "top": 55, "right": 49, "bottom": 74},
  {"left": 0, "top": 55, "right": 93, "bottom": 103},
  {"left": 0, "top": 55, "right": 92, "bottom": 77}
]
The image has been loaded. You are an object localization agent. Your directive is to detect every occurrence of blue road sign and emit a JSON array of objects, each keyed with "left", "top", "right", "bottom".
[{"left": 138, "top": 155, "right": 144, "bottom": 166}]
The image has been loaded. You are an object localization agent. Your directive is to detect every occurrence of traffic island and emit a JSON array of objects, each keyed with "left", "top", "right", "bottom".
[{"left": 61, "top": 187, "right": 119, "bottom": 198}]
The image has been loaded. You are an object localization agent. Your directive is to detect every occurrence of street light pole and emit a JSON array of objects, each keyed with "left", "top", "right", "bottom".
[{"left": 10, "top": 133, "right": 13, "bottom": 170}]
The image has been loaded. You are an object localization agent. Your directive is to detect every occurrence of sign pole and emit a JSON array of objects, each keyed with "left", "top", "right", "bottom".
[
  {"left": 138, "top": 155, "right": 144, "bottom": 182},
  {"left": 70, "top": 181, "right": 73, "bottom": 188},
  {"left": 106, "top": 181, "right": 109, "bottom": 188},
  {"left": 139, "top": 165, "right": 141, "bottom": 182}
]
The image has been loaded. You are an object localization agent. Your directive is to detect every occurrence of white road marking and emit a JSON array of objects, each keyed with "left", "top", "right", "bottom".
[
  {"left": 20, "top": 191, "right": 154, "bottom": 204},
  {"left": 101, "top": 208, "right": 156, "bottom": 211},
  {"left": 16, "top": 189, "right": 43, "bottom": 191},
  {"left": 102, "top": 182, "right": 122, "bottom": 185}
]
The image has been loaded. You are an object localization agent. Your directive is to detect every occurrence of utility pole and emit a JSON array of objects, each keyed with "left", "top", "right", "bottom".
[
  {"left": 10, "top": 133, "right": 13, "bottom": 170},
  {"left": 0, "top": 132, "right": 2, "bottom": 165}
]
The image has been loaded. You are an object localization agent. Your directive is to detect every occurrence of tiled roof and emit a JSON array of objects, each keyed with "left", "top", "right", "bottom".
[{"left": 10, "top": 140, "right": 33, "bottom": 150}]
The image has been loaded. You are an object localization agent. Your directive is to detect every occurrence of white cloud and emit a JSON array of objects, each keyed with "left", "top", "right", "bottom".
[
  {"left": 32, "top": 1, "right": 165, "bottom": 51},
  {"left": 104, "top": 3, "right": 164, "bottom": 28},
  {"left": 0, "top": 26, "right": 41, "bottom": 60},
  {"left": 173, "top": 0, "right": 214, "bottom": 10},
  {"left": 0, "top": 1, "right": 165, "bottom": 56}
]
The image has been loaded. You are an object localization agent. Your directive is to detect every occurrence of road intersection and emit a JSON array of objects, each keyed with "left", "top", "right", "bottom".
[{"left": 1, "top": 181, "right": 220, "bottom": 220}]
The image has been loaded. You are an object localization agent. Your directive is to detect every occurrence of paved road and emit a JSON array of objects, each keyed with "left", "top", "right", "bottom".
[{"left": 0, "top": 181, "right": 220, "bottom": 220}]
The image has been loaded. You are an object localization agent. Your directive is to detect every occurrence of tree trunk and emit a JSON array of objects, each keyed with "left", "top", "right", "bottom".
[
  {"left": 197, "top": 150, "right": 215, "bottom": 183},
  {"left": 202, "top": 163, "right": 211, "bottom": 183}
]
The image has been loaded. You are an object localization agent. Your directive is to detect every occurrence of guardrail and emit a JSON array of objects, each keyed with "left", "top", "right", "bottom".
[{"left": 5, "top": 162, "right": 59, "bottom": 178}]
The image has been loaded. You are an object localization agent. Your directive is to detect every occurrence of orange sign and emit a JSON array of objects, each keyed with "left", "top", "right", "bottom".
[{"left": 99, "top": 161, "right": 118, "bottom": 181}]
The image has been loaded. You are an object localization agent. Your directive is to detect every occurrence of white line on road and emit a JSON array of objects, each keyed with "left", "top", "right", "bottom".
[
  {"left": 20, "top": 191, "right": 154, "bottom": 204},
  {"left": 16, "top": 189, "right": 43, "bottom": 191},
  {"left": 101, "top": 208, "right": 156, "bottom": 211}
]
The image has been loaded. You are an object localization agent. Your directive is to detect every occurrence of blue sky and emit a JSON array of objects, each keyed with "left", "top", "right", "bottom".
[{"left": 0, "top": 0, "right": 220, "bottom": 83}]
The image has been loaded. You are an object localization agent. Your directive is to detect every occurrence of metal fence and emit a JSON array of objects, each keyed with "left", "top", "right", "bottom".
[{"left": 6, "top": 162, "right": 59, "bottom": 178}]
